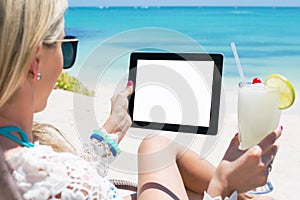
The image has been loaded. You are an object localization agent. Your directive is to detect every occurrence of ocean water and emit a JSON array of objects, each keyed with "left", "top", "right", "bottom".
[{"left": 64, "top": 7, "right": 300, "bottom": 90}]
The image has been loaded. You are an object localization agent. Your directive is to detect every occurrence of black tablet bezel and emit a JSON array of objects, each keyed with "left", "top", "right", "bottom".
[{"left": 128, "top": 52, "right": 223, "bottom": 135}]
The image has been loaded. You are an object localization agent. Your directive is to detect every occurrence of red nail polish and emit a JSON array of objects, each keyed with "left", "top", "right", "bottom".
[
  {"left": 127, "top": 80, "right": 133, "bottom": 86},
  {"left": 280, "top": 126, "right": 283, "bottom": 131},
  {"left": 235, "top": 133, "right": 238, "bottom": 137}
]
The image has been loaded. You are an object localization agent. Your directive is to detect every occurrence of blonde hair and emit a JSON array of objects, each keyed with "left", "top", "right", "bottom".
[
  {"left": 0, "top": 0, "right": 68, "bottom": 108},
  {"left": 32, "top": 122, "right": 77, "bottom": 154}
]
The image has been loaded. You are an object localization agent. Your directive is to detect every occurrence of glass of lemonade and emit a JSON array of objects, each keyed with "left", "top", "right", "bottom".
[
  {"left": 238, "top": 81, "right": 281, "bottom": 194},
  {"left": 238, "top": 82, "right": 281, "bottom": 149}
]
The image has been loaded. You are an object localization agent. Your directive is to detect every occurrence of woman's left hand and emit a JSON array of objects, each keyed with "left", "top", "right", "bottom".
[
  {"left": 207, "top": 126, "right": 282, "bottom": 198},
  {"left": 103, "top": 81, "right": 133, "bottom": 142}
]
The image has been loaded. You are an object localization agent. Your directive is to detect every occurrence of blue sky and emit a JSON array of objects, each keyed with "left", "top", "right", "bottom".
[{"left": 69, "top": 0, "right": 300, "bottom": 7}]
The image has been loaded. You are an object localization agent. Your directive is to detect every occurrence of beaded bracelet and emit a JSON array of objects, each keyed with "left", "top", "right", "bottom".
[{"left": 90, "top": 129, "right": 120, "bottom": 157}]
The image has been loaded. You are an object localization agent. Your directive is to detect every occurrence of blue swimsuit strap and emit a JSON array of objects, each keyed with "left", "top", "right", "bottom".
[{"left": 0, "top": 126, "right": 34, "bottom": 148}]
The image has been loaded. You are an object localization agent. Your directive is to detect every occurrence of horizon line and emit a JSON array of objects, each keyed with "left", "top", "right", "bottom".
[{"left": 68, "top": 5, "right": 300, "bottom": 8}]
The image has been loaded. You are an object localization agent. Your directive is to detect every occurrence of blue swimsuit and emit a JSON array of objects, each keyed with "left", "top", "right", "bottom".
[{"left": 0, "top": 126, "right": 34, "bottom": 147}]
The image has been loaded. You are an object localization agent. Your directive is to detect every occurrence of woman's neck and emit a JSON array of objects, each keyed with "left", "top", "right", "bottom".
[
  {"left": 0, "top": 81, "right": 34, "bottom": 151},
  {"left": 0, "top": 113, "right": 33, "bottom": 151},
  {"left": 0, "top": 115, "right": 33, "bottom": 137}
]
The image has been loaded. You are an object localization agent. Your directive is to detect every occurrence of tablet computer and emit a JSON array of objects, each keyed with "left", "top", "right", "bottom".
[{"left": 128, "top": 52, "right": 223, "bottom": 135}]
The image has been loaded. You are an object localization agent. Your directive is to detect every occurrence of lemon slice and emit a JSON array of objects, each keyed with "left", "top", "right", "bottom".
[{"left": 265, "top": 74, "right": 296, "bottom": 110}]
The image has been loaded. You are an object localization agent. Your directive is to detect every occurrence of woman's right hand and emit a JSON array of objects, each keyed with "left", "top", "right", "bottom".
[
  {"left": 207, "top": 126, "right": 282, "bottom": 199},
  {"left": 103, "top": 81, "right": 133, "bottom": 142}
]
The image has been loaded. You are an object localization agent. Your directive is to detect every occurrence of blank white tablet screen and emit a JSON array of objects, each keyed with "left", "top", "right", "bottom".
[{"left": 133, "top": 60, "right": 214, "bottom": 127}]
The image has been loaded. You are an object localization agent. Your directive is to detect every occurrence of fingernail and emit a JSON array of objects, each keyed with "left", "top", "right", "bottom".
[
  {"left": 280, "top": 125, "right": 283, "bottom": 131},
  {"left": 127, "top": 80, "right": 133, "bottom": 86},
  {"left": 235, "top": 132, "right": 238, "bottom": 137}
]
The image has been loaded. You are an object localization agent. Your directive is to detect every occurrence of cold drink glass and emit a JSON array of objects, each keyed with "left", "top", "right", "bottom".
[{"left": 238, "top": 81, "right": 281, "bottom": 194}]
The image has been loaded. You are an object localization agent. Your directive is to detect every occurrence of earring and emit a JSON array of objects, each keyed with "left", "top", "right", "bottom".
[{"left": 37, "top": 73, "right": 42, "bottom": 80}]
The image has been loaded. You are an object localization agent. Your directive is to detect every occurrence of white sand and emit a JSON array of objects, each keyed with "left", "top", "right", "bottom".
[{"left": 34, "top": 88, "right": 300, "bottom": 199}]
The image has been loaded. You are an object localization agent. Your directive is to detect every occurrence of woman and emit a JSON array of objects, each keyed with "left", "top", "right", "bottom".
[{"left": 0, "top": 0, "right": 281, "bottom": 199}]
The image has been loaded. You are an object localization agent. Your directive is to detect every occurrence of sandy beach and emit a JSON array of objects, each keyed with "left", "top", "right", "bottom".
[{"left": 34, "top": 87, "right": 300, "bottom": 199}]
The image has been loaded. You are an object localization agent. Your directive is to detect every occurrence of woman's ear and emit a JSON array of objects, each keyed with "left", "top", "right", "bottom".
[{"left": 28, "top": 43, "right": 43, "bottom": 80}]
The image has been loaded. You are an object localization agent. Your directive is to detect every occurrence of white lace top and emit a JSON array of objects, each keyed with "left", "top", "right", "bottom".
[{"left": 6, "top": 144, "right": 124, "bottom": 200}]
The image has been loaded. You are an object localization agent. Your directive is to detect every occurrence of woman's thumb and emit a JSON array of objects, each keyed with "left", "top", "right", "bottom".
[
  {"left": 123, "top": 80, "right": 133, "bottom": 97},
  {"left": 229, "top": 133, "right": 240, "bottom": 148}
]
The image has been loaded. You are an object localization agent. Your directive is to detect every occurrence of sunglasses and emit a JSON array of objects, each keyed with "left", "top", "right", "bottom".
[
  {"left": 43, "top": 35, "right": 79, "bottom": 69},
  {"left": 56, "top": 36, "right": 79, "bottom": 69}
]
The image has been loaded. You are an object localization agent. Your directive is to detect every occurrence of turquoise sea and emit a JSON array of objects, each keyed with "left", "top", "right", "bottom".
[{"left": 64, "top": 7, "right": 300, "bottom": 90}]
